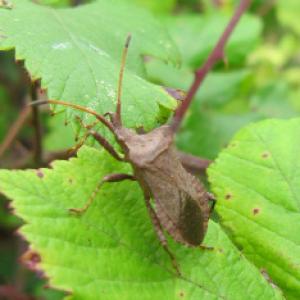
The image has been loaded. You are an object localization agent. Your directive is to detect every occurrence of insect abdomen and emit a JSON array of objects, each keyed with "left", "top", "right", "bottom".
[
  {"left": 155, "top": 191, "right": 206, "bottom": 246},
  {"left": 133, "top": 144, "right": 210, "bottom": 247}
]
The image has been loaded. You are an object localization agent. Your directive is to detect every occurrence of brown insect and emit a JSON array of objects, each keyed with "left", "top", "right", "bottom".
[
  {"left": 33, "top": 0, "right": 249, "bottom": 272},
  {"left": 33, "top": 35, "right": 212, "bottom": 274}
]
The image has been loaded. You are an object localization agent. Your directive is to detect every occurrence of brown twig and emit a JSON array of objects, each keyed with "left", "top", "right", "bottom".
[
  {"left": 30, "top": 81, "right": 43, "bottom": 166},
  {"left": 0, "top": 285, "right": 31, "bottom": 300},
  {"left": 14, "top": 238, "right": 29, "bottom": 297},
  {"left": 0, "top": 106, "right": 31, "bottom": 158},
  {"left": 171, "top": 0, "right": 252, "bottom": 132},
  {"left": 43, "top": 149, "right": 76, "bottom": 165}
]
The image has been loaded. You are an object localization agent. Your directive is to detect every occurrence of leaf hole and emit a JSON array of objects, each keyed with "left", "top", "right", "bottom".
[
  {"left": 179, "top": 291, "right": 185, "bottom": 298},
  {"left": 252, "top": 208, "right": 260, "bottom": 215},
  {"left": 225, "top": 193, "right": 232, "bottom": 200},
  {"left": 261, "top": 151, "right": 270, "bottom": 159}
]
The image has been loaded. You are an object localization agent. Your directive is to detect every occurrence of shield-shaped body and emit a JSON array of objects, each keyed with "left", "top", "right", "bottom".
[{"left": 116, "top": 125, "right": 210, "bottom": 246}]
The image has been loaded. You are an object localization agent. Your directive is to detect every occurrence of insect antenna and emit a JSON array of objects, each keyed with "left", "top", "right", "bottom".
[
  {"left": 30, "top": 99, "right": 114, "bottom": 133},
  {"left": 31, "top": 35, "right": 132, "bottom": 131},
  {"left": 115, "top": 34, "right": 132, "bottom": 127}
]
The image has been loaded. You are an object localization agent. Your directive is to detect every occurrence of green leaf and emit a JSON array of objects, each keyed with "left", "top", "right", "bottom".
[
  {"left": 163, "top": 13, "right": 262, "bottom": 68},
  {"left": 249, "top": 81, "right": 298, "bottom": 119},
  {"left": 177, "top": 110, "right": 261, "bottom": 160},
  {"left": 177, "top": 79, "right": 297, "bottom": 160},
  {"left": 37, "top": 0, "right": 73, "bottom": 9},
  {"left": 0, "top": 146, "right": 283, "bottom": 299},
  {"left": 0, "top": 0, "right": 178, "bottom": 130},
  {"left": 277, "top": 0, "right": 300, "bottom": 35},
  {"left": 208, "top": 118, "right": 300, "bottom": 299},
  {"left": 146, "top": 59, "right": 298, "bottom": 160},
  {"left": 0, "top": 196, "right": 22, "bottom": 229},
  {"left": 43, "top": 112, "right": 75, "bottom": 152},
  {"left": 146, "top": 59, "right": 252, "bottom": 108},
  {"left": 127, "top": 0, "right": 176, "bottom": 14},
  {"left": 147, "top": 61, "right": 255, "bottom": 159}
]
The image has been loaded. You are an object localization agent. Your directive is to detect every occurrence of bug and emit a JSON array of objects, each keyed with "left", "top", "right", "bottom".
[
  {"left": 32, "top": 0, "right": 250, "bottom": 274},
  {"left": 33, "top": 36, "right": 211, "bottom": 275}
]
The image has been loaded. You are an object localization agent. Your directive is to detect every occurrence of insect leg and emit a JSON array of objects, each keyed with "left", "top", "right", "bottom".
[
  {"left": 67, "top": 117, "right": 100, "bottom": 155},
  {"left": 68, "top": 131, "right": 91, "bottom": 155},
  {"left": 178, "top": 151, "right": 211, "bottom": 176},
  {"left": 89, "top": 130, "right": 124, "bottom": 161},
  {"left": 69, "top": 117, "right": 124, "bottom": 161},
  {"left": 207, "top": 192, "right": 216, "bottom": 214},
  {"left": 70, "top": 173, "right": 135, "bottom": 214},
  {"left": 144, "top": 194, "right": 181, "bottom": 276}
]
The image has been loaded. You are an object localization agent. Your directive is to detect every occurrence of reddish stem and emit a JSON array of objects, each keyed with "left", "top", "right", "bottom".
[{"left": 171, "top": 0, "right": 252, "bottom": 132}]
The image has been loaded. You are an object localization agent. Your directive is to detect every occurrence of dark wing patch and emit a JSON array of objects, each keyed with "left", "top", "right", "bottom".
[{"left": 178, "top": 191, "right": 205, "bottom": 246}]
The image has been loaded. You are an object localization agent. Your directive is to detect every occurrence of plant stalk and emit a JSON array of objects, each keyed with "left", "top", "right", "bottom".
[{"left": 171, "top": 0, "right": 252, "bottom": 132}]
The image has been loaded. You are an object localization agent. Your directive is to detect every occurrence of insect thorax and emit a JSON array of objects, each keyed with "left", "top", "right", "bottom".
[{"left": 115, "top": 125, "right": 174, "bottom": 167}]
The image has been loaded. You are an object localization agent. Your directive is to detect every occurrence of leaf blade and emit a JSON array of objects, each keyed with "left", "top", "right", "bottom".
[
  {"left": 208, "top": 118, "right": 300, "bottom": 299},
  {"left": 0, "top": 146, "right": 284, "bottom": 299},
  {"left": 0, "top": 0, "right": 178, "bottom": 129}
]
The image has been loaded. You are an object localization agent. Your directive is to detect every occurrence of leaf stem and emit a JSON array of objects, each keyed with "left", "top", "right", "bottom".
[{"left": 170, "top": 0, "right": 252, "bottom": 132}]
